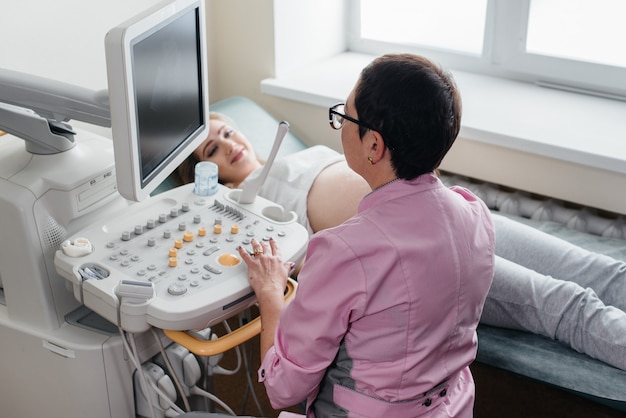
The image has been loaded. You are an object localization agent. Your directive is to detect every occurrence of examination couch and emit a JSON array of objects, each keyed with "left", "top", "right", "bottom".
[{"left": 158, "top": 96, "right": 626, "bottom": 413}]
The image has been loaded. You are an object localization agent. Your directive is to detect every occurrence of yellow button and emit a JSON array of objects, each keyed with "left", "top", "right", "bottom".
[
  {"left": 218, "top": 253, "right": 240, "bottom": 266},
  {"left": 198, "top": 227, "right": 207, "bottom": 236},
  {"left": 169, "top": 257, "right": 178, "bottom": 267},
  {"left": 213, "top": 224, "right": 223, "bottom": 234},
  {"left": 169, "top": 248, "right": 178, "bottom": 257},
  {"left": 183, "top": 231, "right": 194, "bottom": 242},
  {"left": 174, "top": 239, "right": 183, "bottom": 249},
  {"left": 231, "top": 224, "right": 239, "bottom": 234}
]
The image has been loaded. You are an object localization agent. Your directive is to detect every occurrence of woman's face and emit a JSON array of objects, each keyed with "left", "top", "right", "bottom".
[
  {"left": 193, "top": 119, "right": 262, "bottom": 186},
  {"left": 341, "top": 88, "right": 368, "bottom": 176}
]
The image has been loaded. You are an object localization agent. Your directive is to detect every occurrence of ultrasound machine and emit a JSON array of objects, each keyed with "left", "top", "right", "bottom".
[{"left": 0, "top": 0, "right": 308, "bottom": 416}]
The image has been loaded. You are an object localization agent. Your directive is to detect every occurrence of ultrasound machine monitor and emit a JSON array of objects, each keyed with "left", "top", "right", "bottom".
[
  {"left": 105, "top": 0, "right": 209, "bottom": 202},
  {"left": 54, "top": 0, "right": 308, "bottom": 335}
]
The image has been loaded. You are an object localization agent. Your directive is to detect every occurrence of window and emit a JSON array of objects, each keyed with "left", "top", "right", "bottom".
[
  {"left": 359, "top": 0, "right": 487, "bottom": 56},
  {"left": 526, "top": 0, "right": 626, "bottom": 68},
  {"left": 351, "top": 0, "right": 626, "bottom": 99}
]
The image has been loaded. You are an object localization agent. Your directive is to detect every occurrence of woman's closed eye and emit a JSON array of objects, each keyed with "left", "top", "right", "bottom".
[
  {"left": 201, "top": 138, "right": 217, "bottom": 159},
  {"left": 206, "top": 145, "right": 217, "bottom": 158}
]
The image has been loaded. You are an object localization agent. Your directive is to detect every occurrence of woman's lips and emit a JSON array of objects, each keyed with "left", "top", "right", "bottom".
[{"left": 231, "top": 148, "right": 244, "bottom": 164}]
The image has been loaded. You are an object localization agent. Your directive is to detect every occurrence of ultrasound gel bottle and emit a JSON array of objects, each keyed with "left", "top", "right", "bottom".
[{"left": 194, "top": 161, "right": 218, "bottom": 196}]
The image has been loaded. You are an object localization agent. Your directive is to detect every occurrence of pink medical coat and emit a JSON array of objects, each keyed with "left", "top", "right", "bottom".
[{"left": 259, "top": 173, "right": 495, "bottom": 417}]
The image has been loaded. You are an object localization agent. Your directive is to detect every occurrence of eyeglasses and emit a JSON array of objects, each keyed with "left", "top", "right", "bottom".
[{"left": 328, "top": 103, "right": 375, "bottom": 131}]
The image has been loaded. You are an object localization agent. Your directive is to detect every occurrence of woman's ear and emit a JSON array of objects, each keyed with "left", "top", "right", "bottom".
[{"left": 368, "top": 130, "right": 386, "bottom": 163}]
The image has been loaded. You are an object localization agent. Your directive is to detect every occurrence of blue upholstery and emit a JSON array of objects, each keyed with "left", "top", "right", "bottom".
[
  {"left": 209, "top": 96, "right": 308, "bottom": 159},
  {"left": 477, "top": 325, "right": 626, "bottom": 410},
  {"left": 476, "top": 213, "right": 626, "bottom": 411}
]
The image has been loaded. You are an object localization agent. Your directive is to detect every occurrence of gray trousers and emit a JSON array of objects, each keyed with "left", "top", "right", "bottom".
[{"left": 481, "top": 214, "right": 626, "bottom": 370}]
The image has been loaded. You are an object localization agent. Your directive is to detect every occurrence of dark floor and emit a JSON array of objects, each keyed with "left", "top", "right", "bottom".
[{"left": 205, "top": 318, "right": 624, "bottom": 417}]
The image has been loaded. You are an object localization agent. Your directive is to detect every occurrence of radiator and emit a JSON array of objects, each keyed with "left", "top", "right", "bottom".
[{"left": 440, "top": 172, "right": 626, "bottom": 240}]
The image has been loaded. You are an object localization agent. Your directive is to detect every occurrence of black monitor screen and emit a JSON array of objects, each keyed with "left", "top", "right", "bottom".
[{"left": 131, "top": 7, "right": 204, "bottom": 187}]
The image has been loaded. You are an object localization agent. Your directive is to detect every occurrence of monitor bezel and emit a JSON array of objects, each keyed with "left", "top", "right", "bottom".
[{"left": 105, "top": 0, "right": 209, "bottom": 202}]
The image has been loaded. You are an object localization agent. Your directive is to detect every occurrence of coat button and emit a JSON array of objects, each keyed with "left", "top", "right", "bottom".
[
  {"left": 423, "top": 398, "right": 432, "bottom": 407},
  {"left": 439, "top": 389, "right": 447, "bottom": 397}
]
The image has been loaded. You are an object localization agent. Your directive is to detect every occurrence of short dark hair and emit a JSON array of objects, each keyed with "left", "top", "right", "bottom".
[{"left": 355, "top": 53, "right": 462, "bottom": 180}]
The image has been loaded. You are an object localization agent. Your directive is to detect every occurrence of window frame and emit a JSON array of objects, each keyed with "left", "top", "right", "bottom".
[{"left": 349, "top": 0, "right": 626, "bottom": 99}]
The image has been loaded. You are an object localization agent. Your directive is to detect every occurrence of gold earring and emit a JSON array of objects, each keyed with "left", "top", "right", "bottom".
[{"left": 368, "top": 156, "right": 374, "bottom": 165}]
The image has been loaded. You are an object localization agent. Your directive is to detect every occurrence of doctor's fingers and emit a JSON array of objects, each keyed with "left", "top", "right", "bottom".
[
  {"left": 248, "top": 238, "right": 268, "bottom": 257},
  {"left": 237, "top": 244, "right": 257, "bottom": 266},
  {"left": 268, "top": 237, "right": 282, "bottom": 258},
  {"left": 250, "top": 238, "right": 282, "bottom": 259}
]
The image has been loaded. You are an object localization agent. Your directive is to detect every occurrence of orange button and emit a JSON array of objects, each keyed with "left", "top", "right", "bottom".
[
  {"left": 198, "top": 227, "right": 207, "bottom": 236},
  {"left": 169, "top": 248, "right": 178, "bottom": 257},
  {"left": 174, "top": 239, "right": 183, "bottom": 249},
  {"left": 183, "top": 231, "right": 194, "bottom": 242},
  {"left": 169, "top": 257, "right": 178, "bottom": 267},
  {"left": 231, "top": 224, "right": 239, "bottom": 234},
  {"left": 213, "top": 224, "right": 223, "bottom": 234},
  {"left": 218, "top": 253, "right": 240, "bottom": 266}
]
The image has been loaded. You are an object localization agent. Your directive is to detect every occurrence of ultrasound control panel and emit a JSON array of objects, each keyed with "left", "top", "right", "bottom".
[{"left": 54, "top": 183, "right": 309, "bottom": 333}]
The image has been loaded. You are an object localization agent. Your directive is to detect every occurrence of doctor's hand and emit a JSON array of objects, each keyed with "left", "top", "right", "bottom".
[{"left": 237, "top": 238, "right": 294, "bottom": 304}]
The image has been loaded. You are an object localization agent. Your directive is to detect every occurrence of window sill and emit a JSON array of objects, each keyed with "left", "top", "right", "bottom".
[
  {"left": 263, "top": 52, "right": 625, "bottom": 174},
  {"left": 262, "top": 52, "right": 626, "bottom": 214}
]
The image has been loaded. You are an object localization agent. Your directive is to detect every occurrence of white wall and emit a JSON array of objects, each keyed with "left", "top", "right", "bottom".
[
  {"left": 0, "top": 0, "right": 332, "bottom": 148},
  {"left": 0, "top": 0, "right": 161, "bottom": 89},
  {"left": 208, "top": 0, "right": 339, "bottom": 149},
  {"left": 0, "top": 0, "right": 162, "bottom": 138}
]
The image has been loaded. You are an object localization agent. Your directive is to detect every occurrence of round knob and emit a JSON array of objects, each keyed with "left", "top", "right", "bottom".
[
  {"left": 167, "top": 283, "right": 187, "bottom": 295},
  {"left": 218, "top": 253, "right": 240, "bottom": 266}
]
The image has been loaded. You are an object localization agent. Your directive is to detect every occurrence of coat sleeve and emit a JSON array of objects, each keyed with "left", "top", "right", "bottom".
[{"left": 258, "top": 229, "right": 366, "bottom": 408}]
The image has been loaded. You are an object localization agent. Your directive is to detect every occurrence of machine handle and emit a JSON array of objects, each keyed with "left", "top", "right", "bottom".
[{"left": 164, "top": 278, "right": 298, "bottom": 356}]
